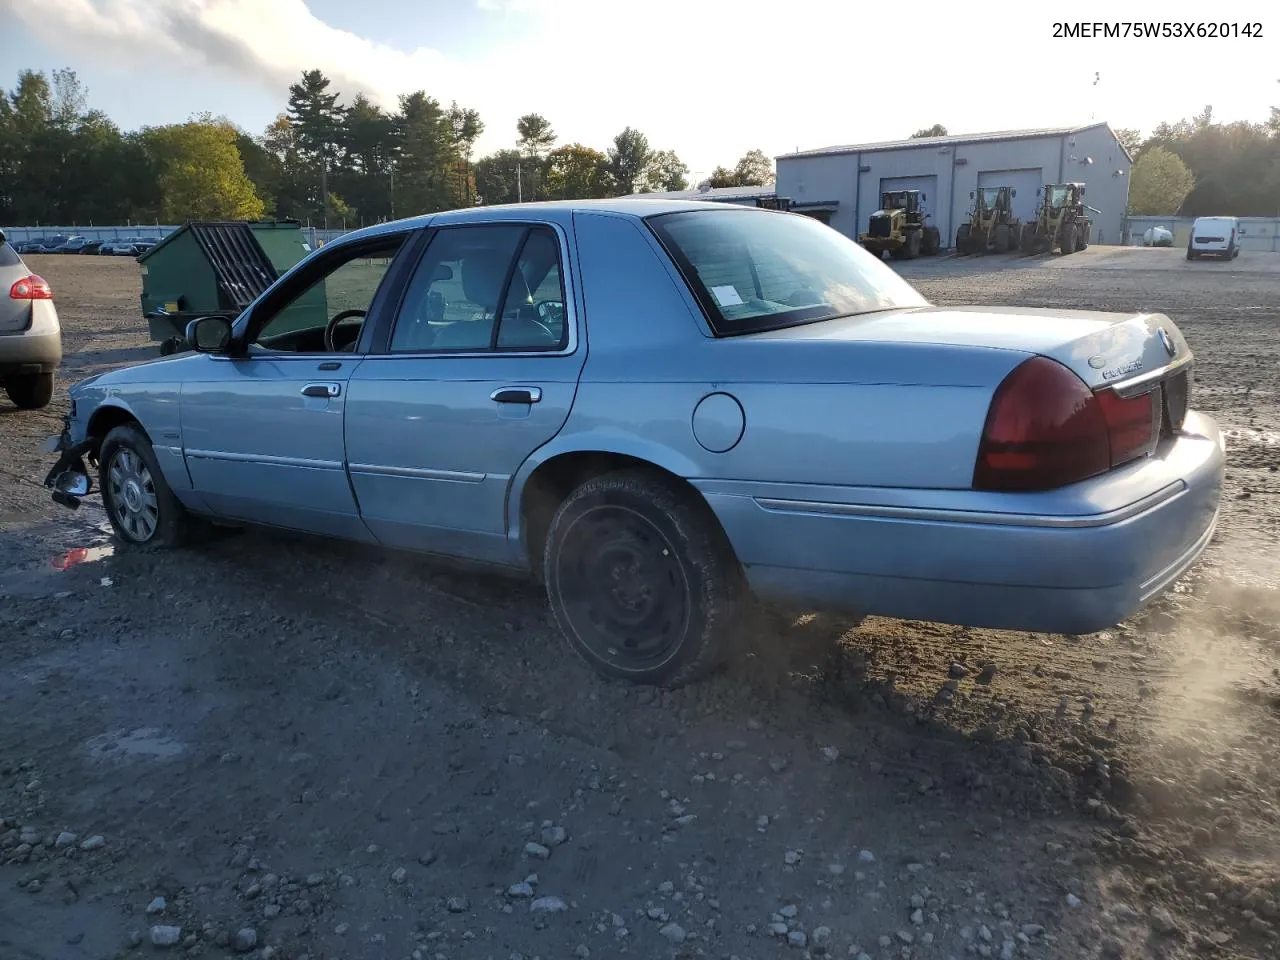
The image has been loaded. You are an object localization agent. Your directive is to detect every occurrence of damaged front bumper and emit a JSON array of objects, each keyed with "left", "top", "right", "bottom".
[{"left": 42, "top": 415, "right": 96, "bottom": 510}]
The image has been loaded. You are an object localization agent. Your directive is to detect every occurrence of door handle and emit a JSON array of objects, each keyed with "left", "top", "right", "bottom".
[
  {"left": 302, "top": 382, "right": 341, "bottom": 398},
  {"left": 491, "top": 386, "right": 542, "bottom": 404}
]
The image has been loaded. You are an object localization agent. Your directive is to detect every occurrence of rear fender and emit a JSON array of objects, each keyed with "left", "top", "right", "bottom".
[{"left": 504, "top": 432, "right": 705, "bottom": 560}]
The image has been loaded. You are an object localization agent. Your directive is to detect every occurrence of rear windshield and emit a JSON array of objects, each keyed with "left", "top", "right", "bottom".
[
  {"left": 0, "top": 242, "right": 21, "bottom": 267},
  {"left": 647, "top": 208, "right": 928, "bottom": 335}
]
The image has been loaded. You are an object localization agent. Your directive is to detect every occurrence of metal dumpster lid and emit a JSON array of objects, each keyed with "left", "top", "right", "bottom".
[{"left": 186, "top": 222, "right": 281, "bottom": 311}]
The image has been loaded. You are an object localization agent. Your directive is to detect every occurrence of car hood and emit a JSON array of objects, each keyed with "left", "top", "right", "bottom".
[{"left": 751, "top": 305, "right": 1190, "bottom": 390}]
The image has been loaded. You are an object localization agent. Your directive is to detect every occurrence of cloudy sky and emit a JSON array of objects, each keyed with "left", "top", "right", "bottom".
[{"left": 1, "top": 0, "right": 1275, "bottom": 180}]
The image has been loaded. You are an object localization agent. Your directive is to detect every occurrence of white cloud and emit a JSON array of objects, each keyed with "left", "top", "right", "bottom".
[{"left": 3, "top": 0, "right": 1277, "bottom": 175}]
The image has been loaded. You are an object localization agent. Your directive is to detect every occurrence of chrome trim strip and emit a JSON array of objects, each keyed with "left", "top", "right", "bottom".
[
  {"left": 348, "top": 463, "right": 486, "bottom": 483},
  {"left": 184, "top": 449, "right": 343, "bottom": 470},
  {"left": 755, "top": 481, "right": 1185, "bottom": 529},
  {"left": 1110, "top": 354, "right": 1193, "bottom": 397}
]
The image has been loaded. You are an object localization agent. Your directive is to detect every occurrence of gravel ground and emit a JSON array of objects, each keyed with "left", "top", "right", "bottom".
[{"left": 1, "top": 248, "right": 1278, "bottom": 960}]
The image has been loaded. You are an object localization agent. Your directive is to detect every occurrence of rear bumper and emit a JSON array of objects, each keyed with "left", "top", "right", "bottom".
[
  {"left": 0, "top": 329, "right": 61, "bottom": 374},
  {"left": 697, "top": 410, "right": 1225, "bottom": 635}
]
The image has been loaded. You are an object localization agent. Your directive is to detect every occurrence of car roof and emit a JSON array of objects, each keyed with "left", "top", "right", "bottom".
[
  {"left": 1194, "top": 216, "right": 1237, "bottom": 223},
  {"left": 332, "top": 197, "right": 766, "bottom": 245}
]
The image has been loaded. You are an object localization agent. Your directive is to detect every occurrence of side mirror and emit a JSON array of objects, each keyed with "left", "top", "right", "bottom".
[
  {"left": 186, "top": 315, "right": 233, "bottom": 354},
  {"left": 432, "top": 264, "right": 454, "bottom": 281},
  {"left": 969, "top": 191, "right": 974, "bottom": 199},
  {"left": 920, "top": 193, "right": 927, "bottom": 201},
  {"left": 1011, "top": 189, "right": 1017, "bottom": 197}
]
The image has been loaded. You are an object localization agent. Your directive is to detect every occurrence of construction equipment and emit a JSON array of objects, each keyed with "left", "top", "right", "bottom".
[
  {"left": 859, "top": 189, "right": 941, "bottom": 259},
  {"left": 138, "top": 220, "right": 314, "bottom": 355},
  {"left": 955, "top": 186, "right": 1021, "bottom": 255},
  {"left": 1019, "top": 183, "right": 1100, "bottom": 255}
]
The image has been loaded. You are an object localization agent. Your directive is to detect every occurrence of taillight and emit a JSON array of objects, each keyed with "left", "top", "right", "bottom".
[
  {"left": 1095, "top": 387, "right": 1158, "bottom": 466},
  {"left": 973, "top": 356, "right": 1159, "bottom": 492},
  {"left": 9, "top": 275, "right": 53, "bottom": 300}
]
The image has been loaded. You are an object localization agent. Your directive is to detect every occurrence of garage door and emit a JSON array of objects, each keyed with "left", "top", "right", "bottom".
[
  {"left": 976, "top": 169, "right": 1042, "bottom": 224},
  {"left": 878, "top": 176, "right": 938, "bottom": 220}
]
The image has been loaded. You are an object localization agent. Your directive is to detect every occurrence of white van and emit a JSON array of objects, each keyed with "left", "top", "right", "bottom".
[{"left": 1187, "top": 216, "right": 1241, "bottom": 260}]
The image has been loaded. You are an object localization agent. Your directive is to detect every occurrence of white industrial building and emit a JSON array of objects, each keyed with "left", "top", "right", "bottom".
[{"left": 775, "top": 123, "right": 1134, "bottom": 248}]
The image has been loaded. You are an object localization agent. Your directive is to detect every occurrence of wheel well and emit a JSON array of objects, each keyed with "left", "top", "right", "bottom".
[
  {"left": 85, "top": 406, "right": 145, "bottom": 460},
  {"left": 519, "top": 452, "right": 711, "bottom": 581}
]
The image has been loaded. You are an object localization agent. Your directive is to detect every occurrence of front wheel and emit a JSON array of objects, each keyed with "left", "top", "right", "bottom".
[
  {"left": 5, "top": 372, "right": 54, "bottom": 409},
  {"left": 543, "top": 469, "right": 745, "bottom": 687},
  {"left": 98, "top": 424, "right": 194, "bottom": 549}
]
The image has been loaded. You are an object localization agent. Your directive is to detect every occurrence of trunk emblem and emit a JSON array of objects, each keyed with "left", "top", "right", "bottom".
[{"left": 1157, "top": 327, "right": 1176, "bottom": 357}]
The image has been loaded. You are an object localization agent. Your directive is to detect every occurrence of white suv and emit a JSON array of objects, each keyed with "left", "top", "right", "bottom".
[{"left": 1187, "top": 216, "right": 1241, "bottom": 260}]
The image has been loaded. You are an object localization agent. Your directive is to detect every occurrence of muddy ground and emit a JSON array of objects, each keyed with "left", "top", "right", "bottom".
[{"left": 1, "top": 248, "right": 1277, "bottom": 960}]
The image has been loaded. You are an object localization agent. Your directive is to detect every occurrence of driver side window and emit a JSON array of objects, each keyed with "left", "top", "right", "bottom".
[
  {"left": 389, "top": 224, "right": 568, "bottom": 354},
  {"left": 253, "top": 234, "right": 408, "bottom": 353}
]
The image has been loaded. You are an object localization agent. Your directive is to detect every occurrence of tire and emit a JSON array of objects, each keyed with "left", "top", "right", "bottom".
[
  {"left": 955, "top": 224, "right": 970, "bottom": 254},
  {"left": 5, "top": 372, "right": 54, "bottom": 409},
  {"left": 923, "top": 226, "right": 940, "bottom": 256},
  {"left": 903, "top": 229, "right": 921, "bottom": 259},
  {"left": 1059, "top": 224, "right": 1078, "bottom": 254},
  {"left": 994, "top": 223, "right": 1011, "bottom": 253},
  {"left": 1186, "top": 248, "right": 1197, "bottom": 261},
  {"left": 98, "top": 424, "right": 194, "bottom": 549},
  {"left": 542, "top": 468, "right": 746, "bottom": 688}
]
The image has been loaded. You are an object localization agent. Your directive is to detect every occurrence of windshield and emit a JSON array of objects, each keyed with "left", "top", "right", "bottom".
[
  {"left": 978, "top": 188, "right": 1001, "bottom": 210},
  {"left": 1048, "top": 186, "right": 1071, "bottom": 208},
  {"left": 646, "top": 208, "right": 929, "bottom": 336}
]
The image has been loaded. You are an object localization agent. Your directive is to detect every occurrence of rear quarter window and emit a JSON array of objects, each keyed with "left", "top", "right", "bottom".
[{"left": 0, "top": 242, "right": 22, "bottom": 267}]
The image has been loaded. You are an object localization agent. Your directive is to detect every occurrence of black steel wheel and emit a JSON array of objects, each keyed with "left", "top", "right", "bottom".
[
  {"left": 98, "top": 424, "right": 195, "bottom": 549},
  {"left": 543, "top": 469, "right": 745, "bottom": 687}
]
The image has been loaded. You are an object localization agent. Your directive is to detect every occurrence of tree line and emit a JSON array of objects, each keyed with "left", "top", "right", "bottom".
[
  {"left": 1, "top": 68, "right": 1276, "bottom": 227},
  {"left": 0, "top": 67, "right": 779, "bottom": 227}
]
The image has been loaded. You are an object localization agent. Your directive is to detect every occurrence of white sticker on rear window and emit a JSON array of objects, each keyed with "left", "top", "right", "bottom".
[{"left": 710, "top": 285, "right": 744, "bottom": 307}]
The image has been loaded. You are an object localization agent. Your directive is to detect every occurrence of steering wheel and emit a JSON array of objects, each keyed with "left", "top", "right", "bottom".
[{"left": 324, "top": 308, "right": 367, "bottom": 352}]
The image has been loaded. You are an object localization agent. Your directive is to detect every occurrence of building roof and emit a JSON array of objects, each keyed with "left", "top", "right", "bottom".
[
  {"left": 632, "top": 184, "right": 776, "bottom": 201},
  {"left": 778, "top": 122, "right": 1127, "bottom": 161}
]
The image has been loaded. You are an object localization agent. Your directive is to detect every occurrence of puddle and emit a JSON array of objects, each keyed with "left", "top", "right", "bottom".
[
  {"left": 51, "top": 544, "right": 116, "bottom": 570},
  {"left": 0, "top": 541, "right": 116, "bottom": 596},
  {"left": 86, "top": 727, "right": 186, "bottom": 763}
]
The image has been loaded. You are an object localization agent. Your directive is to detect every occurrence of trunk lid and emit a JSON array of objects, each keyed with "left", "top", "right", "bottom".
[{"left": 756, "top": 304, "right": 1190, "bottom": 391}]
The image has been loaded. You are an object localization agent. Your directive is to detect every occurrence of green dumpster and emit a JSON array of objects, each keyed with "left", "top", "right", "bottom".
[{"left": 138, "top": 219, "right": 319, "bottom": 354}]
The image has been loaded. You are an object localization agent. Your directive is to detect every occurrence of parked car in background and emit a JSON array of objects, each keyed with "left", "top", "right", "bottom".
[
  {"left": 17, "top": 235, "right": 69, "bottom": 254},
  {"left": 1187, "top": 216, "right": 1241, "bottom": 260},
  {"left": 42, "top": 200, "right": 1224, "bottom": 687},
  {"left": 0, "top": 230, "right": 61, "bottom": 409},
  {"left": 1143, "top": 225, "right": 1173, "bottom": 247},
  {"left": 99, "top": 239, "right": 140, "bottom": 256},
  {"left": 50, "top": 236, "right": 89, "bottom": 254},
  {"left": 132, "top": 238, "right": 160, "bottom": 254},
  {"left": 80, "top": 240, "right": 104, "bottom": 255}
]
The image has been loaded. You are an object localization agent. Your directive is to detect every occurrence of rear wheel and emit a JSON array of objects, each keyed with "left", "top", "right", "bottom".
[
  {"left": 98, "top": 424, "right": 194, "bottom": 549},
  {"left": 4, "top": 372, "right": 54, "bottom": 410},
  {"left": 543, "top": 469, "right": 745, "bottom": 688},
  {"left": 903, "top": 229, "right": 921, "bottom": 259},
  {"left": 955, "top": 223, "right": 970, "bottom": 254},
  {"left": 1078, "top": 227, "right": 1090, "bottom": 250},
  {"left": 994, "top": 223, "right": 1011, "bottom": 253}
]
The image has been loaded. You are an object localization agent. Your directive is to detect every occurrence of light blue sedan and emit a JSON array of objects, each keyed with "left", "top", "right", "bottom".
[{"left": 42, "top": 200, "right": 1224, "bottom": 687}]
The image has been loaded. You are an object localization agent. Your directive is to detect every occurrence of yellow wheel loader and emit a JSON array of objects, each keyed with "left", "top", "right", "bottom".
[
  {"left": 859, "top": 189, "right": 942, "bottom": 260},
  {"left": 955, "top": 186, "right": 1021, "bottom": 255},
  {"left": 1019, "top": 183, "right": 1100, "bottom": 255}
]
